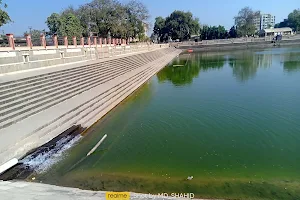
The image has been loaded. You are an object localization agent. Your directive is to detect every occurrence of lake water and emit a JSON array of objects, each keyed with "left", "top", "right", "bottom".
[{"left": 34, "top": 47, "right": 300, "bottom": 199}]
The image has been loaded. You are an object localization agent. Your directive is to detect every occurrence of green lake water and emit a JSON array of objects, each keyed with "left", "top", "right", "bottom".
[{"left": 35, "top": 47, "right": 300, "bottom": 199}]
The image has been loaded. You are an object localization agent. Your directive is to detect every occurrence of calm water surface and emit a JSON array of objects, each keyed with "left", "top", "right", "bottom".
[{"left": 35, "top": 47, "right": 300, "bottom": 199}]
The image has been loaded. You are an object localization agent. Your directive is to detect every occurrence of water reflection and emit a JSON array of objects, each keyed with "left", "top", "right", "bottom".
[
  {"left": 228, "top": 52, "right": 260, "bottom": 82},
  {"left": 282, "top": 52, "right": 300, "bottom": 72},
  {"left": 157, "top": 53, "right": 225, "bottom": 86}
]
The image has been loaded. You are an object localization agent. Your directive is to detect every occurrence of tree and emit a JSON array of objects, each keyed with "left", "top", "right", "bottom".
[
  {"left": 229, "top": 26, "right": 238, "bottom": 38},
  {"left": 163, "top": 10, "right": 200, "bottom": 41},
  {"left": 0, "top": 0, "right": 11, "bottom": 27},
  {"left": 153, "top": 16, "right": 165, "bottom": 42},
  {"left": 46, "top": 13, "right": 61, "bottom": 35},
  {"left": 200, "top": 25, "right": 228, "bottom": 40},
  {"left": 59, "top": 13, "right": 82, "bottom": 38},
  {"left": 234, "top": 7, "right": 260, "bottom": 37},
  {"left": 288, "top": 9, "right": 300, "bottom": 32}
]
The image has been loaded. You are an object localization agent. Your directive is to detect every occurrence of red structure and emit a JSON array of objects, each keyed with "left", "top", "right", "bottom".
[
  {"left": 25, "top": 34, "right": 32, "bottom": 49},
  {"left": 72, "top": 36, "right": 77, "bottom": 47},
  {"left": 52, "top": 34, "right": 58, "bottom": 48},
  {"left": 80, "top": 37, "right": 84, "bottom": 47},
  {"left": 6, "top": 34, "right": 15, "bottom": 50},
  {"left": 64, "top": 36, "right": 68, "bottom": 48},
  {"left": 40, "top": 34, "right": 46, "bottom": 49}
]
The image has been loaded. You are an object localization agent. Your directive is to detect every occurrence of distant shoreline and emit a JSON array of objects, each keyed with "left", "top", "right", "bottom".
[{"left": 176, "top": 39, "right": 300, "bottom": 52}]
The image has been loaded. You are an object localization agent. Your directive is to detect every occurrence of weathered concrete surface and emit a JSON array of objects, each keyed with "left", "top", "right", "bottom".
[
  {"left": 0, "top": 181, "right": 217, "bottom": 200},
  {"left": 0, "top": 44, "right": 169, "bottom": 74},
  {"left": 176, "top": 38, "right": 300, "bottom": 52}
]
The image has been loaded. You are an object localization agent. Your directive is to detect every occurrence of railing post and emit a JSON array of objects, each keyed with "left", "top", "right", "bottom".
[
  {"left": 6, "top": 34, "right": 15, "bottom": 50},
  {"left": 40, "top": 34, "right": 46, "bottom": 49},
  {"left": 88, "top": 37, "right": 91, "bottom": 47},
  {"left": 52, "top": 34, "right": 58, "bottom": 48},
  {"left": 25, "top": 34, "right": 32, "bottom": 49},
  {"left": 72, "top": 36, "right": 77, "bottom": 47},
  {"left": 104, "top": 38, "right": 107, "bottom": 45},
  {"left": 64, "top": 36, "right": 68, "bottom": 48},
  {"left": 80, "top": 37, "right": 84, "bottom": 47},
  {"left": 99, "top": 37, "right": 102, "bottom": 47},
  {"left": 94, "top": 37, "right": 97, "bottom": 47},
  {"left": 108, "top": 38, "right": 111, "bottom": 46},
  {"left": 113, "top": 38, "right": 115, "bottom": 46}
]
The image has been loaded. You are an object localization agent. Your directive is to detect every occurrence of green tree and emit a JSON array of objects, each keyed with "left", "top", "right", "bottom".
[
  {"left": 200, "top": 25, "right": 228, "bottom": 40},
  {"left": 164, "top": 10, "right": 200, "bottom": 41},
  {"left": 46, "top": 13, "right": 61, "bottom": 35},
  {"left": 234, "top": 7, "right": 260, "bottom": 36},
  {"left": 229, "top": 26, "right": 237, "bottom": 38},
  {"left": 59, "top": 13, "right": 82, "bottom": 38},
  {"left": 0, "top": 0, "right": 11, "bottom": 27},
  {"left": 288, "top": 9, "right": 300, "bottom": 32}
]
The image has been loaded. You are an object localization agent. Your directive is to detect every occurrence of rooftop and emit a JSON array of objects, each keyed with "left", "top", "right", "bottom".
[{"left": 263, "top": 27, "right": 292, "bottom": 33}]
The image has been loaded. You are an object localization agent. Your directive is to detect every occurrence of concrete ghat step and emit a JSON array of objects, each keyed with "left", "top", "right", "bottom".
[
  {"left": 0, "top": 48, "right": 166, "bottom": 90},
  {"left": 0, "top": 61, "right": 139, "bottom": 103},
  {"left": 0, "top": 61, "right": 141, "bottom": 108},
  {"left": 0, "top": 50, "right": 181, "bottom": 164},
  {"left": 0, "top": 64, "right": 141, "bottom": 129},
  {"left": 0, "top": 49, "right": 168, "bottom": 98},
  {"left": 0, "top": 53, "right": 148, "bottom": 95},
  {"left": 0, "top": 49, "right": 175, "bottom": 116},
  {"left": 0, "top": 51, "right": 173, "bottom": 124}
]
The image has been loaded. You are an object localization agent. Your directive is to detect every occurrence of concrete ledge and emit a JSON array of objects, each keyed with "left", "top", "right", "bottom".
[{"left": 0, "top": 181, "right": 211, "bottom": 200}]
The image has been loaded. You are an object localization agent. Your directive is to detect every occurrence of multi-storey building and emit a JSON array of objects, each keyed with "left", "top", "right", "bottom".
[{"left": 254, "top": 14, "right": 276, "bottom": 31}]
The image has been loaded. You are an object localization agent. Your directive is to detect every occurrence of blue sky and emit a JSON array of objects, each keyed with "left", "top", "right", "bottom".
[{"left": 1, "top": 0, "right": 299, "bottom": 36}]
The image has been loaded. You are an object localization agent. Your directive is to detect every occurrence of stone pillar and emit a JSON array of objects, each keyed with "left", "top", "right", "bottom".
[
  {"left": 104, "top": 38, "right": 107, "bottom": 45},
  {"left": 25, "top": 34, "right": 32, "bottom": 49},
  {"left": 6, "top": 34, "right": 15, "bottom": 50},
  {"left": 80, "top": 37, "right": 84, "bottom": 47},
  {"left": 93, "top": 37, "right": 97, "bottom": 47},
  {"left": 40, "top": 34, "right": 46, "bottom": 49},
  {"left": 88, "top": 37, "right": 91, "bottom": 47},
  {"left": 52, "top": 34, "right": 58, "bottom": 48},
  {"left": 99, "top": 38, "right": 102, "bottom": 47},
  {"left": 72, "top": 36, "right": 77, "bottom": 47},
  {"left": 108, "top": 38, "right": 111, "bottom": 46},
  {"left": 113, "top": 38, "right": 115, "bottom": 46},
  {"left": 122, "top": 39, "right": 125, "bottom": 45},
  {"left": 64, "top": 36, "right": 68, "bottom": 48}
]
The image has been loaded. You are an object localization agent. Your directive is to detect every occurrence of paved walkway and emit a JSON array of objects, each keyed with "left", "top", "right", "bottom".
[{"left": 0, "top": 181, "right": 214, "bottom": 200}]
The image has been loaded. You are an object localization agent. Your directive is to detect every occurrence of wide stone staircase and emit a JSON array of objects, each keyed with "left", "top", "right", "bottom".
[{"left": 0, "top": 47, "right": 181, "bottom": 165}]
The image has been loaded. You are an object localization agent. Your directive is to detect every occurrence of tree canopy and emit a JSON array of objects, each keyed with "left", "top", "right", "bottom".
[
  {"left": 234, "top": 7, "right": 260, "bottom": 36},
  {"left": 200, "top": 25, "right": 228, "bottom": 40},
  {"left": 45, "top": 0, "right": 149, "bottom": 39},
  {"left": 153, "top": 11, "right": 200, "bottom": 42},
  {"left": 275, "top": 9, "right": 300, "bottom": 31},
  {"left": 0, "top": 0, "right": 11, "bottom": 27},
  {"left": 287, "top": 9, "right": 300, "bottom": 31}
]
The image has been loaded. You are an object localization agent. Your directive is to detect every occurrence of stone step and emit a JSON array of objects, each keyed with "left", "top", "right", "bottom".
[
  {"left": 0, "top": 64, "right": 141, "bottom": 128},
  {"left": 0, "top": 59, "right": 141, "bottom": 104},
  {"left": 0, "top": 53, "right": 146, "bottom": 93},
  {"left": 0, "top": 49, "right": 177, "bottom": 129},
  {"left": 0, "top": 49, "right": 163, "bottom": 90}
]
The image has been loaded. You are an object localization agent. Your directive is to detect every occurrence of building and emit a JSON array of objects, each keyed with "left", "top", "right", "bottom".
[
  {"left": 254, "top": 14, "right": 276, "bottom": 31},
  {"left": 260, "top": 27, "right": 293, "bottom": 37}
]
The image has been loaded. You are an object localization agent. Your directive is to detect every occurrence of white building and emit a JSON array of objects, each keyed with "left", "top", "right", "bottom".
[
  {"left": 254, "top": 14, "right": 276, "bottom": 31},
  {"left": 260, "top": 27, "right": 293, "bottom": 36}
]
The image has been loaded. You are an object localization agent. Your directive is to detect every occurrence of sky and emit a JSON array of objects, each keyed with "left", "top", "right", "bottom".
[{"left": 1, "top": 0, "right": 300, "bottom": 36}]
